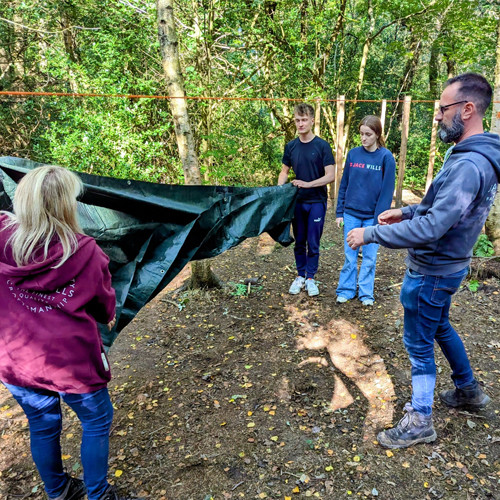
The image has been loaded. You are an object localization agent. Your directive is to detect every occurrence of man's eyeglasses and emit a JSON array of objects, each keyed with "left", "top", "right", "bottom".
[{"left": 438, "top": 100, "right": 468, "bottom": 114}]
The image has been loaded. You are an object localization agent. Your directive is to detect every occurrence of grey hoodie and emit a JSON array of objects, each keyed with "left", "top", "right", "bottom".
[{"left": 364, "top": 132, "right": 500, "bottom": 275}]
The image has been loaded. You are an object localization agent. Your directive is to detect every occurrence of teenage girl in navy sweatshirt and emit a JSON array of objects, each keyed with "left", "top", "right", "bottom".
[{"left": 335, "top": 115, "right": 396, "bottom": 305}]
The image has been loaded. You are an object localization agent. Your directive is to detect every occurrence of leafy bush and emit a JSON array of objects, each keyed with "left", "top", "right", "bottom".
[{"left": 473, "top": 234, "right": 494, "bottom": 257}]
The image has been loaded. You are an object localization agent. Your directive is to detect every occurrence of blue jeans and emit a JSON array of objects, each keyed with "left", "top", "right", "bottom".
[
  {"left": 292, "top": 201, "right": 327, "bottom": 279},
  {"left": 400, "top": 266, "right": 473, "bottom": 416},
  {"left": 3, "top": 384, "right": 113, "bottom": 500},
  {"left": 336, "top": 213, "right": 379, "bottom": 301}
]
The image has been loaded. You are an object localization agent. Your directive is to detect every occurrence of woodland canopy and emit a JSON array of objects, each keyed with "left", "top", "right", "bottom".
[{"left": 0, "top": 0, "right": 498, "bottom": 189}]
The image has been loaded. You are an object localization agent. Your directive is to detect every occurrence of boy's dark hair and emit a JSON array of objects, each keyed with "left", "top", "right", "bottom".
[
  {"left": 445, "top": 73, "right": 492, "bottom": 116},
  {"left": 294, "top": 103, "right": 315, "bottom": 118}
]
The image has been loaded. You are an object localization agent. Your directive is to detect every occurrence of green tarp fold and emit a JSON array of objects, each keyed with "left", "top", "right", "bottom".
[{"left": 0, "top": 157, "right": 297, "bottom": 346}]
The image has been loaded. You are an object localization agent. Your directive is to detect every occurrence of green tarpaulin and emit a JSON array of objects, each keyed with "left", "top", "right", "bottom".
[{"left": 0, "top": 157, "right": 297, "bottom": 346}]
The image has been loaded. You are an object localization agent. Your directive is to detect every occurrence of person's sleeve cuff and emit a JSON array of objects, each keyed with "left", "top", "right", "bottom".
[
  {"left": 401, "top": 206, "right": 413, "bottom": 220},
  {"left": 364, "top": 226, "right": 375, "bottom": 244}
]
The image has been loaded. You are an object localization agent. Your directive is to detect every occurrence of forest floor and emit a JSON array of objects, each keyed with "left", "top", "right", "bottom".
[{"left": 1, "top": 196, "right": 500, "bottom": 500}]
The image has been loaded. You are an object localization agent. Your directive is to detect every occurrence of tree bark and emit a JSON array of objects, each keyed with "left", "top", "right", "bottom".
[
  {"left": 343, "top": 0, "right": 375, "bottom": 145},
  {"left": 428, "top": 38, "right": 440, "bottom": 98},
  {"left": 385, "top": 28, "right": 422, "bottom": 146},
  {"left": 156, "top": 0, "right": 220, "bottom": 288},
  {"left": 485, "top": 17, "right": 500, "bottom": 255},
  {"left": 157, "top": 0, "right": 201, "bottom": 185}
]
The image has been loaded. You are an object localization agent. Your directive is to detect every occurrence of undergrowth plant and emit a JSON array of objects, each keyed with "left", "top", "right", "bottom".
[{"left": 473, "top": 234, "right": 495, "bottom": 257}]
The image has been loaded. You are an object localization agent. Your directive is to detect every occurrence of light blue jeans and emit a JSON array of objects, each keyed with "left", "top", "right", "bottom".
[
  {"left": 400, "top": 266, "right": 473, "bottom": 416},
  {"left": 336, "top": 213, "right": 379, "bottom": 301},
  {"left": 3, "top": 384, "right": 113, "bottom": 500}
]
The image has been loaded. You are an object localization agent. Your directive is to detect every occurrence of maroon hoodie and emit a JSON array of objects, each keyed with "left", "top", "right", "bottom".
[{"left": 0, "top": 214, "right": 116, "bottom": 393}]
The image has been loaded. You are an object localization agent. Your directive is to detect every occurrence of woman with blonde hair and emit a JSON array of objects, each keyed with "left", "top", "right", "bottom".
[
  {"left": 0, "top": 166, "right": 133, "bottom": 500},
  {"left": 335, "top": 116, "right": 396, "bottom": 306}
]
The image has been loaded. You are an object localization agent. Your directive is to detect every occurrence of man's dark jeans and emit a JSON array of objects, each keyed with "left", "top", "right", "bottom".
[{"left": 400, "top": 266, "right": 473, "bottom": 416}]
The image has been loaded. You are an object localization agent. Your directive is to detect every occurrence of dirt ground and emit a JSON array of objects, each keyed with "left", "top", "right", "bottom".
[{"left": 1, "top": 206, "right": 500, "bottom": 500}]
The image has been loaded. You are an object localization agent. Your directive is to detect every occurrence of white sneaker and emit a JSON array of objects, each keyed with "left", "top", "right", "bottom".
[
  {"left": 305, "top": 279, "right": 319, "bottom": 297},
  {"left": 336, "top": 296, "right": 348, "bottom": 303},
  {"left": 289, "top": 276, "right": 306, "bottom": 294},
  {"left": 361, "top": 299, "right": 374, "bottom": 306}
]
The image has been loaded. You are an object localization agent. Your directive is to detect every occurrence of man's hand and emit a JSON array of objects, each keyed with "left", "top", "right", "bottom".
[
  {"left": 378, "top": 208, "right": 403, "bottom": 225},
  {"left": 346, "top": 228, "right": 365, "bottom": 249},
  {"left": 292, "top": 179, "right": 311, "bottom": 188},
  {"left": 107, "top": 316, "right": 116, "bottom": 331},
  {"left": 336, "top": 217, "right": 344, "bottom": 228}
]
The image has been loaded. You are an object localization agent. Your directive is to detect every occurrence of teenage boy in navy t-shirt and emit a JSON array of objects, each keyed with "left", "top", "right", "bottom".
[{"left": 278, "top": 103, "right": 335, "bottom": 296}]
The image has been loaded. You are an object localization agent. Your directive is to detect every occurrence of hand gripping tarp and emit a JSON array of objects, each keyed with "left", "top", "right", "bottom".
[{"left": 0, "top": 157, "right": 297, "bottom": 346}]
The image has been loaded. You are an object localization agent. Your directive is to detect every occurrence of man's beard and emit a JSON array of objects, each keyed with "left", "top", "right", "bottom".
[{"left": 438, "top": 111, "right": 465, "bottom": 144}]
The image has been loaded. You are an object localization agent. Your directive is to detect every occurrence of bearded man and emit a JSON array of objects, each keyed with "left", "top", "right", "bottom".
[{"left": 346, "top": 73, "right": 500, "bottom": 448}]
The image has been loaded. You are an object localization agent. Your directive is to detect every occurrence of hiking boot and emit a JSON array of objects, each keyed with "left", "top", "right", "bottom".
[
  {"left": 99, "top": 485, "right": 142, "bottom": 500},
  {"left": 361, "top": 299, "right": 374, "bottom": 306},
  {"left": 305, "top": 278, "right": 319, "bottom": 297},
  {"left": 289, "top": 276, "right": 305, "bottom": 295},
  {"left": 377, "top": 403, "right": 437, "bottom": 449},
  {"left": 439, "top": 380, "right": 491, "bottom": 410},
  {"left": 336, "top": 296, "right": 348, "bottom": 303},
  {"left": 51, "top": 475, "right": 86, "bottom": 500}
]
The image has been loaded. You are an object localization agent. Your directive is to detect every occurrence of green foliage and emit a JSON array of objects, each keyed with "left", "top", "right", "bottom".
[
  {"left": 468, "top": 280, "right": 480, "bottom": 293},
  {"left": 0, "top": 0, "right": 498, "bottom": 188},
  {"left": 228, "top": 282, "right": 263, "bottom": 296},
  {"left": 473, "top": 234, "right": 495, "bottom": 258},
  {"left": 320, "top": 240, "right": 336, "bottom": 250}
]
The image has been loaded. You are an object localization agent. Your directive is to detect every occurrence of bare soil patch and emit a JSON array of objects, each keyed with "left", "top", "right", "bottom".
[{"left": 1, "top": 211, "right": 499, "bottom": 500}]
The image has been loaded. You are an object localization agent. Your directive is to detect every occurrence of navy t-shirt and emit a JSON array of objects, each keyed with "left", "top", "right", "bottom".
[{"left": 282, "top": 136, "right": 335, "bottom": 202}]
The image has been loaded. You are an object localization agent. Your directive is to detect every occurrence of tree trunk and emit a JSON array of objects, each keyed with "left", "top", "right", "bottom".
[
  {"left": 425, "top": 100, "right": 440, "bottom": 194},
  {"left": 429, "top": 38, "right": 439, "bottom": 98},
  {"left": 59, "top": 7, "right": 79, "bottom": 92},
  {"left": 385, "top": 28, "right": 422, "bottom": 145},
  {"left": 156, "top": 0, "right": 220, "bottom": 288},
  {"left": 344, "top": 0, "right": 375, "bottom": 146},
  {"left": 314, "top": 99, "right": 321, "bottom": 136},
  {"left": 445, "top": 56, "right": 455, "bottom": 79},
  {"left": 485, "top": 17, "right": 500, "bottom": 255},
  {"left": 427, "top": 3, "right": 454, "bottom": 98},
  {"left": 157, "top": 0, "right": 201, "bottom": 185}
]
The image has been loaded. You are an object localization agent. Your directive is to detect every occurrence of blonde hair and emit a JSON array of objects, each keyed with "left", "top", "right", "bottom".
[{"left": 2, "top": 165, "right": 83, "bottom": 268}]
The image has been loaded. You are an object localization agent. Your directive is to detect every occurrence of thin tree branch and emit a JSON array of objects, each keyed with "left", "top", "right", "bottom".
[
  {"left": 0, "top": 17, "right": 100, "bottom": 34},
  {"left": 116, "top": 0, "right": 147, "bottom": 14},
  {"left": 369, "top": 0, "right": 438, "bottom": 42}
]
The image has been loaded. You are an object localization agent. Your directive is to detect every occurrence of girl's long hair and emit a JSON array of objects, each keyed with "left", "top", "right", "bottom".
[
  {"left": 2, "top": 165, "right": 83, "bottom": 268},
  {"left": 359, "top": 115, "right": 385, "bottom": 148}
]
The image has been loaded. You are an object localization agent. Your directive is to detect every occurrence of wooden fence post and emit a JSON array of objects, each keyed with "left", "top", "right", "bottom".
[
  {"left": 315, "top": 98, "right": 321, "bottom": 136},
  {"left": 395, "top": 95, "right": 411, "bottom": 207},
  {"left": 425, "top": 100, "right": 440, "bottom": 193},
  {"left": 380, "top": 99, "right": 387, "bottom": 138},
  {"left": 332, "top": 95, "right": 345, "bottom": 204}
]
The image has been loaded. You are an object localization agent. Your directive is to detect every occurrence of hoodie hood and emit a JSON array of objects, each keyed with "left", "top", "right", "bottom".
[
  {"left": 452, "top": 132, "right": 500, "bottom": 181},
  {"left": 0, "top": 222, "right": 96, "bottom": 291}
]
